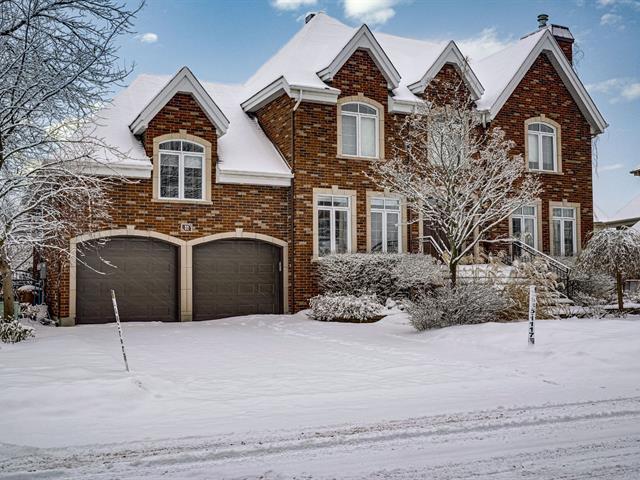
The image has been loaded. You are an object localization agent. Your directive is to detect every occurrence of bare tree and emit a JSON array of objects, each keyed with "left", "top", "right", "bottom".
[
  {"left": 0, "top": 0, "right": 141, "bottom": 320},
  {"left": 370, "top": 86, "right": 540, "bottom": 285},
  {"left": 578, "top": 227, "right": 640, "bottom": 313}
]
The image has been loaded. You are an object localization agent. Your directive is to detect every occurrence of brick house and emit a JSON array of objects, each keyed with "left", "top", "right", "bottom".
[{"left": 46, "top": 13, "right": 607, "bottom": 325}]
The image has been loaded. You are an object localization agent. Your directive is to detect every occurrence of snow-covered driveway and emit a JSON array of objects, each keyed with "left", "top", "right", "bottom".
[{"left": 1, "top": 312, "right": 640, "bottom": 478}]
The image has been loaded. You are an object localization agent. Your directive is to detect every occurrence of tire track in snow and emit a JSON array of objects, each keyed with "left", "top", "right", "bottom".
[{"left": 1, "top": 396, "right": 640, "bottom": 479}]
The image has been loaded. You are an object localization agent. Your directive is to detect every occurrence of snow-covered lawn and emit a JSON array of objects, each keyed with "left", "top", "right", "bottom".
[{"left": 1, "top": 312, "right": 640, "bottom": 478}]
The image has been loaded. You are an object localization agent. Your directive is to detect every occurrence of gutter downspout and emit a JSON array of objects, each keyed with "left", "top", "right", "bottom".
[{"left": 290, "top": 90, "right": 303, "bottom": 312}]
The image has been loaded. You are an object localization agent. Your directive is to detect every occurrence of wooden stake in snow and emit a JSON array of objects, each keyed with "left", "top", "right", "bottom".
[
  {"left": 528, "top": 285, "right": 536, "bottom": 345},
  {"left": 110, "top": 289, "right": 130, "bottom": 372}
]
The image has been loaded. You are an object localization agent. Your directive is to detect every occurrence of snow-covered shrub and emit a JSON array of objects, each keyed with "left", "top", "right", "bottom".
[
  {"left": 501, "top": 259, "right": 560, "bottom": 320},
  {"left": 316, "top": 253, "right": 444, "bottom": 300},
  {"left": 309, "top": 294, "right": 383, "bottom": 323},
  {"left": 407, "top": 284, "right": 507, "bottom": 331},
  {"left": 577, "top": 228, "right": 640, "bottom": 312},
  {"left": 558, "top": 257, "right": 615, "bottom": 305},
  {"left": 20, "top": 303, "right": 52, "bottom": 325},
  {"left": 0, "top": 319, "right": 35, "bottom": 343}
]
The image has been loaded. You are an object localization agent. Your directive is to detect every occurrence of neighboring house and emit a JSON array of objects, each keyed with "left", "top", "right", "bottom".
[
  {"left": 599, "top": 166, "right": 640, "bottom": 230},
  {"left": 45, "top": 12, "right": 607, "bottom": 325}
]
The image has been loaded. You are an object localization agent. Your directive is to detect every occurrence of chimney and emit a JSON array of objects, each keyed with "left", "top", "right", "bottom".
[{"left": 535, "top": 14, "right": 575, "bottom": 65}]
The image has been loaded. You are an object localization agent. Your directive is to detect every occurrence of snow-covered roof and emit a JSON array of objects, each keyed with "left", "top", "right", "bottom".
[
  {"left": 94, "top": 75, "right": 292, "bottom": 184},
  {"left": 95, "top": 12, "right": 606, "bottom": 183},
  {"left": 607, "top": 194, "right": 640, "bottom": 225},
  {"left": 593, "top": 204, "right": 609, "bottom": 223}
]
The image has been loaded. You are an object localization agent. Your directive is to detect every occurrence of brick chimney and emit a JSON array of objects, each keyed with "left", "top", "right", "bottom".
[{"left": 535, "top": 14, "right": 574, "bottom": 64}]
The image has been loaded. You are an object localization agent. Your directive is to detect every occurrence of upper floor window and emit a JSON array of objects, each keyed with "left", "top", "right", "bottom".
[
  {"left": 341, "top": 102, "right": 379, "bottom": 158},
  {"left": 527, "top": 122, "right": 557, "bottom": 172},
  {"left": 370, "top": 197, "right": 401, "bottom": 253},
  {"left": 159, "top": 140, "right": 205, "bottom": 200}
]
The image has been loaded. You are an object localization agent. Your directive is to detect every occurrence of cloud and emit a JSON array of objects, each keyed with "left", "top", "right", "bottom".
[
  {"left": 272, "top": 0, "right": 317, "bottom": 10},
  {"left": 597, "top": 0, "right": 640, "bottom": 8},
  {"left": 456, "top": 28, "right": 514, "bottom": 62},
  {"left": 586, "top": 78, "right": 640, "bottom": 103},
  {"left": 343, "top": 0, "right": 399, "bottom": 25},
  {"left": 600, "top": 12, "right": 623, "bottom": 26},
  {"left": 136, "top": 32, "right": 158, "bottom": 44},
  {"left": 598, "top": 162, "right": 625, "bottom": 173}
]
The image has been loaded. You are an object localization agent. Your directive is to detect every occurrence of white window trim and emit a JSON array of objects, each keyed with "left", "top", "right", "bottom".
[
  {"left": 158, "top": 142, "right": 205, "bottom": 201},
  {"left": 152, "top": 132, "right": 212, "bottom": 204},
  {"left": 337, "top": 95, "right": 385, "bottom": 160},
  {"left": 317, "top": 195, "right": 352, "bottom": 255},
  {"left": 551, "top": 206, "right": 578, "bottom": 257},
  {"left": 312, "top": 187, "right": 357, "bottom": 259},
  {"left": 341, "top": 103, "right": 379, "bottom": 159},
  {"left": 370, "top": 198, "right": 402, "bottom": 253},
  {"left": 524, "top": 116, "right": 563, "bottom": 174},
  {"left": 510, "top": 205, "right": 539, "bottom": 249},
  {"left": 366, "top": 191, "right": 408, "bottom": 253}
]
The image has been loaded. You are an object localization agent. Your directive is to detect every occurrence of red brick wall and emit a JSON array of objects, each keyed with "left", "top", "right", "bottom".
[
  {"left": 490, "top": 53, "right": 593, "bottom": 254},
  {"left": 50, "top": 93, "right": 291, "bottom": 319},
  {"left": 256, "top": 94, "right": 294, "bottom": 162}
]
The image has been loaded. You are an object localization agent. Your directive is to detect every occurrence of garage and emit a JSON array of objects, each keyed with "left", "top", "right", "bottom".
[
  {"left": 76, "top": 236, "right": 179, "bottom": 324},
  {"left": 192, "top": 239, "right": 282, "bottom": 321}
]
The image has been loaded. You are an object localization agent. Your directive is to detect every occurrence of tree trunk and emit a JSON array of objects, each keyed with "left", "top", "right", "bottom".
[
  {"left": 449, "top": 261, "right": 457, "bottom": 287},
  {"left": 1, "top": 258, "right": 15, "bottom": 321},
  {"left": 616, "top": 270, "right": 624, "bottom": 314}
]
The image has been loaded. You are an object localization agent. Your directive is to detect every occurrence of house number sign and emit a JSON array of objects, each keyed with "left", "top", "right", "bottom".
[{"left": 180, "top": 223, "right": 194, "bottom": 233}]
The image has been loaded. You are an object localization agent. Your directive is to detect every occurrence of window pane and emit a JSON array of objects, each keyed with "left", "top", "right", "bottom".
[
  {"left": 564, "top": 220, "right": 575, "bottom": 256},
  {"left": 512, "top": 217, "right": 522, "bottom": 239},
  {"left": 182, "top": 141, "right": 204, "bottom": 153},
  {"left": 553, "top": 219, "right": 562, "bottom": 255},
  {"left": 342, "top": 114, "right": 357, "bottom": 155},
  {"left": 160, "top": 153, "right": 179, "bottom": 198},
  {"left": 523, "top": 218, "right": 536, "bottom": 248},
  {"left": 522, "top": 206, "right": 535, "bottom": 216},
  {"left": 386, "top": 212, "right": 399, "bottom": 253},
  {"left": 563, "top": 208, "right": 575, "bottom": 218},
  {"left": 159, "top": 141, "right": 182, "bottom": 151},
  {"left": 371, "top": 211, "right": 383, "bottom": 252},
  {"left": 359, "top": 104, "right": 376, "bottom": 115},
  {"left": 385, "top": 198, "right": 400, "bottom": 210},
  {"left": 335, "top": 210, "right": 349, "bottom": 253},
  {"left": 342, "top": 103, "right": 358, "bottom": 112},
  {"left": 317, "top": 196, "right": 332, "bottom": 206},
  {"left": 183, "top": 155, "right": 203, "bottom": 199},
  {"left": 542, "top": 135, "right": 554, "bottom": 170},
  {"left": 360, "top": 116, "right": 376, "bottom": 157},
  {"left": 528, "top": 123, "right": 540, "bottom": 132},
  {"left": 371, "top": 198, "right": 385, "bottom": 209},
  {"left": 552, "top": 208, "right": 563, "bottom": 217},
  {"left": 539, "top": 124, "right": 554, "bottom": 133},
  {"left": 318, "top": 210, "right": 331, "bottom": 256},
  {"left": 528, "top": 133, "right": 539, "bottom": 169},
  {"left": 332, "top": 196, "right": 349, "bottom": 207}
]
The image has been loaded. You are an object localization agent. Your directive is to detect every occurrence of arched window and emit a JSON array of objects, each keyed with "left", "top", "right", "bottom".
[
  {"left": 158, "top": 140, "right": 205, "bottom": 200},
  {"left": 527, "top": 122, "right": 557, "bottom": 172},
  {"left": 340, "top": 102, "right": 379, "bottom": 158}
]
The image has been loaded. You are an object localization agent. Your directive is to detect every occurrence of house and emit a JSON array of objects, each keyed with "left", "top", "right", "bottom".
[
  {"left": 598, "top": 165, "right": 640, "bottom": 230},
  {"left": 44, "top": 12, "right": 607, "bottom": 325}
]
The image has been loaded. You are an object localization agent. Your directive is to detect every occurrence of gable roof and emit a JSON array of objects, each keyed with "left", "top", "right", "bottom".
[
  {"left": 472, "top": 29, "right": 608, "bottom": 134},
  {"left": 130, "top": 67, "right": 230, "bottom": 136}
]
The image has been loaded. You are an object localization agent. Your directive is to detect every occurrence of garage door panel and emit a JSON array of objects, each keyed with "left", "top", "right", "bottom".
[
  {"left": 76, "top": 237, "right": 178, "bottom": 324},
  {"left": 193, "top": 239, "right": 282, "bottom": 321}
]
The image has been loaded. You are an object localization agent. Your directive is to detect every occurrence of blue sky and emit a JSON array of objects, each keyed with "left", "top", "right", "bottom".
[{"left": 119, "top": 0, "right": 640, "bottom": 218}]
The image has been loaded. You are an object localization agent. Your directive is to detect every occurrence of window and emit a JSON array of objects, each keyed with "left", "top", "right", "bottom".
[
  {"left": 158, "top": 140, "right": 205, "bottom": 200},
  {"left": 370, "top": 198, "right": 401, "bottom": 253},
  {"left": 511, "top": 205, "right": 538, "bottom": 249},
  {"left": 552, "top": 207, "right": 576, "bottom": 256},
  {"left": 341, "top": 102, "right": 379, "bottom": 158},
  {"left": 317, "top": 195, "right": 351, "bottom": 255},
  {"left": 527, "top": 122, "right": 557, "bottom": 172}
]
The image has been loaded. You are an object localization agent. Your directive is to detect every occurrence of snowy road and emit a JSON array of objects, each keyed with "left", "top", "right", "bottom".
[{"left": 2, "top": 396, "right": 640, "bottom": 479}]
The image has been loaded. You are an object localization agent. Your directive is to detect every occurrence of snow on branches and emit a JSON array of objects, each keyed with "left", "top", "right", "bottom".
[
  {"left": 369, "top": 81, "right": 540, "bottom": 285},
  {"left": 578, "top": 227, "right": 640, "bottom": 312}
]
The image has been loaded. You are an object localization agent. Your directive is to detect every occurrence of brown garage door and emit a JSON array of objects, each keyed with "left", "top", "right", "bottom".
[
  {"left": 76, "top": 237, "right": 178, "bottom": 324},
  {"left": 193, "top": 239, "right": 282, "bottom": 321}
]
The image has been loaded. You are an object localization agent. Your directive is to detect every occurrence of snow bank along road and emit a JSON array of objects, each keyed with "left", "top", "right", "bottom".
[{"left": 1, "top": 396, "right": 639, "bottom": 479}]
